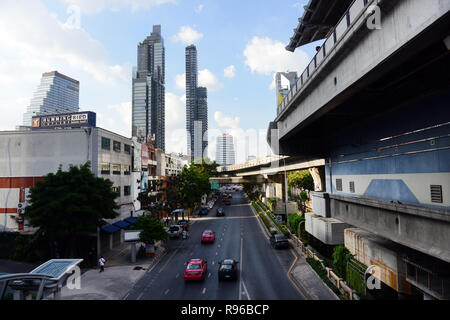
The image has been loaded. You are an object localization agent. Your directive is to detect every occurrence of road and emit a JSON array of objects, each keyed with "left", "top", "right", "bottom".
[{"left": 125, "top": 190, "right": 306, "bottom": 300}]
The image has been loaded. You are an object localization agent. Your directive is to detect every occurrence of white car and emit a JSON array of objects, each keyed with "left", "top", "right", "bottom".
[{"left": 167, "top": 225, "right": 183, "bottom": 238}]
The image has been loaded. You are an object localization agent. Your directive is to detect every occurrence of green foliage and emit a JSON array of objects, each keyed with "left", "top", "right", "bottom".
[
  {"left": 332, "top": 245, "right": 352, "bottom": 278},
  {"left": 288, "top": 213, "right": 303, "bottom": 236},
  {"left": 243, "top": 183, "right": 260, "bottom": 200},
  {"left": 267, "top": 198, "right": 277, "bottom": 212},
  {"left": 251, "top": 202, "right": 272, "bottom": 232},
  {"left": 300, "top": 190, "right": 308, "bottom": 202},
  {"left": 307, "top": 257, "right": 341, "bottom": 297},
  {"left": 288, "top": 170, "right": 314, "bottom": 191},
  {"left": 24, "top": 162, "right": 119, "bottom": 257},
  {"left": 346, "top": 259, "right": 367, "bottom": 296},
  {"left": 132, "top": 215, "right": 169, "bottom": 244}
]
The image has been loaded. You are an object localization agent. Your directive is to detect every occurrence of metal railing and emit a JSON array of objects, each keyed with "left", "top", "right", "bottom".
[{"left": 277, "top": 0, "right": 373, "bottom": 117}]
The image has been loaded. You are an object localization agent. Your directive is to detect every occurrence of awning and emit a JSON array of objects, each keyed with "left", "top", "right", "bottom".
[
  {"left": 113, "top": 220, "right": 131, "bottom": 229},
  {"left": 124, "top": 217, "right": 138, "bottom": 224},
  {"left": 101, "top": 224, "right": 121, "bottom": 233}
]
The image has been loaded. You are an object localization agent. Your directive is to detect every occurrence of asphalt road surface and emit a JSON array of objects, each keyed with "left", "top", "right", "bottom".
[{"left": 125, "top": 190, "right": 306, "bottom": 300}]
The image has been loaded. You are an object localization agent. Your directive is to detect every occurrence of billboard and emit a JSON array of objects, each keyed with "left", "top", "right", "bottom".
[
  {"left": 141, "top": 144, "right": 149, "bottom": 168},
  {"left": 32, "top": 111, "right": 96, "bottom": 129},
  {"left": 133, "top": 141, "right": 142, "bottom": 172}
]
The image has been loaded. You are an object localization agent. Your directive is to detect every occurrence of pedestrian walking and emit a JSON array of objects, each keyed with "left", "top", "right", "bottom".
[{"left": 99, "top": 256, "right": 106, "bottom": 272}]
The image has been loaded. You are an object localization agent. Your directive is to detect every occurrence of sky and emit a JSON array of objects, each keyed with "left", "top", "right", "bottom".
[{"left": 0, "top": 0, "right": 323, "bottom": 163}]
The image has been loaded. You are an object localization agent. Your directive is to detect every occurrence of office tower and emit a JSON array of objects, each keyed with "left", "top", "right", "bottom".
[
  {"left": 132, "top": 25, "right": 165, "bottom": 151},
  {"left": 185, "top": 44, "right": 208, "bottom": 162},
  {"left": 196, "top": 87, "right": 208, "bottom": 160},
  {"left": 275, "top": 71, "right": 297, "bottom": 107},
  {"left": 216, "top": 133, "right": 235, "bottom": 166},
  {"left": 23, "top": 71, "right": 79, "bottom": 126}
]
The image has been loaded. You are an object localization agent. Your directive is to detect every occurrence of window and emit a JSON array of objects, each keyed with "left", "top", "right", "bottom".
[
  {"left": 336, "top": 179, "right": 343, "bottom": 192},
  {"left": 101, "top": 137, "right": 110, "bottom": 150},
  {"left": 101, "top": 163, "right": 110, "bottom": 175},
  {"left": 112, "top": 186, "right": 120, "bottom": 196},
  {"left": 112, "top": 164, "right": 121, "bottom": 175},
  {"left": 124, "top": 165, "right": 131, "bottom": 175},
  {"left": 430, "top": 185, "right": 443, "bottom": 203},
  {"left": 124, "top": 186, "right": 131, "bottom": 196},
  {"left": 124, "top": 144, "right": 131, "bottom": 155},
  {"left": 349, "top": 181, "right": 355, "bottom": 193},
  {"left": 113, "top": 141, "right": 121, "bottom": 152}
]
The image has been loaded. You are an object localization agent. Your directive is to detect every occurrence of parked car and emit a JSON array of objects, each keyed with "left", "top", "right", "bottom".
[
  {"left": 184, "top": 259, "right": 207, "bottom": 281},
  {"left": 270, "top": 234, "right": 289, "bottom": 249},
  {"left": 199, "top": 206, "right": 209, "bottom": 216},
  {"left": 167, "top": 225, "right": 183, "bottom": 238},
  {"left": 218, "top": 259, "right": 239, "bottom": 280},
  {"left": 216, "top": 207, "right": 225, "bottom": 216}
]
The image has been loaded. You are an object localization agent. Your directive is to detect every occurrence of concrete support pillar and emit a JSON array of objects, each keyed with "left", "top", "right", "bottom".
[
  {"left": 109, "top": 234, "right": 113, "bottom": 250},
  {"left": 309, "top": 167, "right": 326, "bottom": 191},
  {"left": 130, "top": 243, "right": 136, "bottom": 263},
  {"left": 120, "top": 229, "right": 124, "bottom": 244}
]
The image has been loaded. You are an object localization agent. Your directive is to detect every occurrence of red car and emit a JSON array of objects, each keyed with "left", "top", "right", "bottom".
[
  {"left": 222, "top": 197, "right": 227, "bottom": 203},
  {"left": 228, "top": 194, "right": 232, "bottom": 199},
  {"left": 184, "top": 259, "right": 207, "bottom": 281},
  {"left": 201, "top": 230, "right": 215, "bottom": 243}
]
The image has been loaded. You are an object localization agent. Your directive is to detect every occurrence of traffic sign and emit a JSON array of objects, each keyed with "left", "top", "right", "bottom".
[{"left": 276, "top": 215, "right": 282, "bottom": 223}]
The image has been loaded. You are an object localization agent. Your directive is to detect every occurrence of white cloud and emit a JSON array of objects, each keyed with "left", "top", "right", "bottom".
[
  {"left": 243, "top": 36, "right": 309, "bottom": 75},
  {"left": 195, "top": 4, "right": 204, "bottom": 14},
  {"left": 0, "top": 0, "right": 130, "bottom": 85},
  {"left": 224, "top": 65, "right": 236, "bottom": 78},
  {"left": 199, "top": 69, "right": 223, "bottom": 91},
  {"left": 97, "top": 101, "right": 132, "bottom": 137},
  {"left": 0, "top": 0, "right": 131, "bottom": 131},
  {"left": 171, "top": 26, "right": 204, "bottom": 44},
  {"left": 175, "top": 70, "right": 223, "bottom": 91},
  {"left": 175, "top": 73, "right": 186, "bottom": 90},
  {"left": 209, "top": 111, "right": 272, "bottom": 163},
  {"left": 165, "top": 92, "right": 187, "bottom": 154},
  {"left": 61, "top": 0, "right": 175, "bottom": 14},
  {"left": 214, "top": 111, "right": 240, "bottom": 129}
]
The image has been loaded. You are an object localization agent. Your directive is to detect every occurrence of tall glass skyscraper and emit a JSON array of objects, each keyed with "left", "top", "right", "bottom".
[
  {"left": 185, "top": 44, "right": 208, "bottom": 162},
  {"left": 23, "top": 71, "right": 80, "bottom": 126},
  {"left": 216, "top": 133, "right": 235, "bottom": 167},
  {"left": 132, "top": 25, "right": 165, "bottom": 150}
]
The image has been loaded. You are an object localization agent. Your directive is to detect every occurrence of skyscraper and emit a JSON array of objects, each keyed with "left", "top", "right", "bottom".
[
  {"left": 23, "top": 71, "right": 79, "bottom": 126},
  {"left": 216, "top": 133, "right": 235, "bottom": 167},
  {"left": 132, "top": 25, "right": 165, "bottom": 150},
  {"left": 185, "top": 44, "right": 208, "bottom": 162}
]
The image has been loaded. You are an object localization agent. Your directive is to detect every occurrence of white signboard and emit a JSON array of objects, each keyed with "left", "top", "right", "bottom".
[{"left": 124, "top": 230, "right": 142, "bottom": 242}]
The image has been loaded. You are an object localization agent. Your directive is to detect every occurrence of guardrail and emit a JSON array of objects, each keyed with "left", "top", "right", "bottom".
[{"left": 277, "top": 0, "right": 374, "bottom": 117}]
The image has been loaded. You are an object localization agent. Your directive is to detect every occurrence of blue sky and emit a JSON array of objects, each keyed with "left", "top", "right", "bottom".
[{"left": 0, "top": 0, "right": 322, "bottom": 162}]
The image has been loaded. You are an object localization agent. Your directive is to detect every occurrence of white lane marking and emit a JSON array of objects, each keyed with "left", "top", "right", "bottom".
[
  {"left": 212, "top": 261, "right": 215, "bottom": 265},
  {"left": 239, "top": 237, "right": 243, "bottom": 300},
  {"left": 208, "top": 273, "right": 211, "bottom": 278},
  {"left": 202, "top": 288, "right": 207, "bottom": 295},
  {"left": 164, "top": 289, "right": 169, "bottom": 295},
  {"left": 218, "top": 245, "right": 221, "bottom": 248},
  {"left": 137, "top": 292, "right": 144, "bottom": 300},
  {"left": 175, "top": 273, "right": 179, "bottom": 278},
  {"left": 242, "top": 280, "right": 251, "bottom": 300},
  {"left": 216, "top": 252, "right": 218, "bottom": 256},
  {"left": 158, "top": 248, "right": 180, "bottom": 274}
]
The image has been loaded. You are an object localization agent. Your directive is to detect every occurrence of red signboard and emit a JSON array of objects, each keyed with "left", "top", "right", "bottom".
[{"left": 141, "top": 144, "right": 149, "bottom": 168}]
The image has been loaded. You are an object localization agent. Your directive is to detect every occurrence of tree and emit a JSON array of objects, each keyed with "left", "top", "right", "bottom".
[
  {"left": 332, "top": 245, "right": 352, "bottom": 278},
  {"left": 132, "top": 216, "right": 168, "bottom": 245},
  {"left": 25, "top": 162, "right": 119, "bottom": 257},
  {"left": 287, "top": 170, "right": 314, "bottom": 191}
]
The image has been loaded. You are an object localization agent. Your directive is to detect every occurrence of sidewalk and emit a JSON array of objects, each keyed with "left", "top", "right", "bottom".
[{"left": 60, "top": 242, "right": 167, "bottom": 300}]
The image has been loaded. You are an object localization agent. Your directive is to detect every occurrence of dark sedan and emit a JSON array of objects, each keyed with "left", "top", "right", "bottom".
[
  {"left": 216, "top": 207, "right": 225, "bottom": 216},
  {"left": 218, "top": 259, "right": 238, "bottom": 280},
  {"left": 270, "top": 234, "right": 289, "bottom": 249}
]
